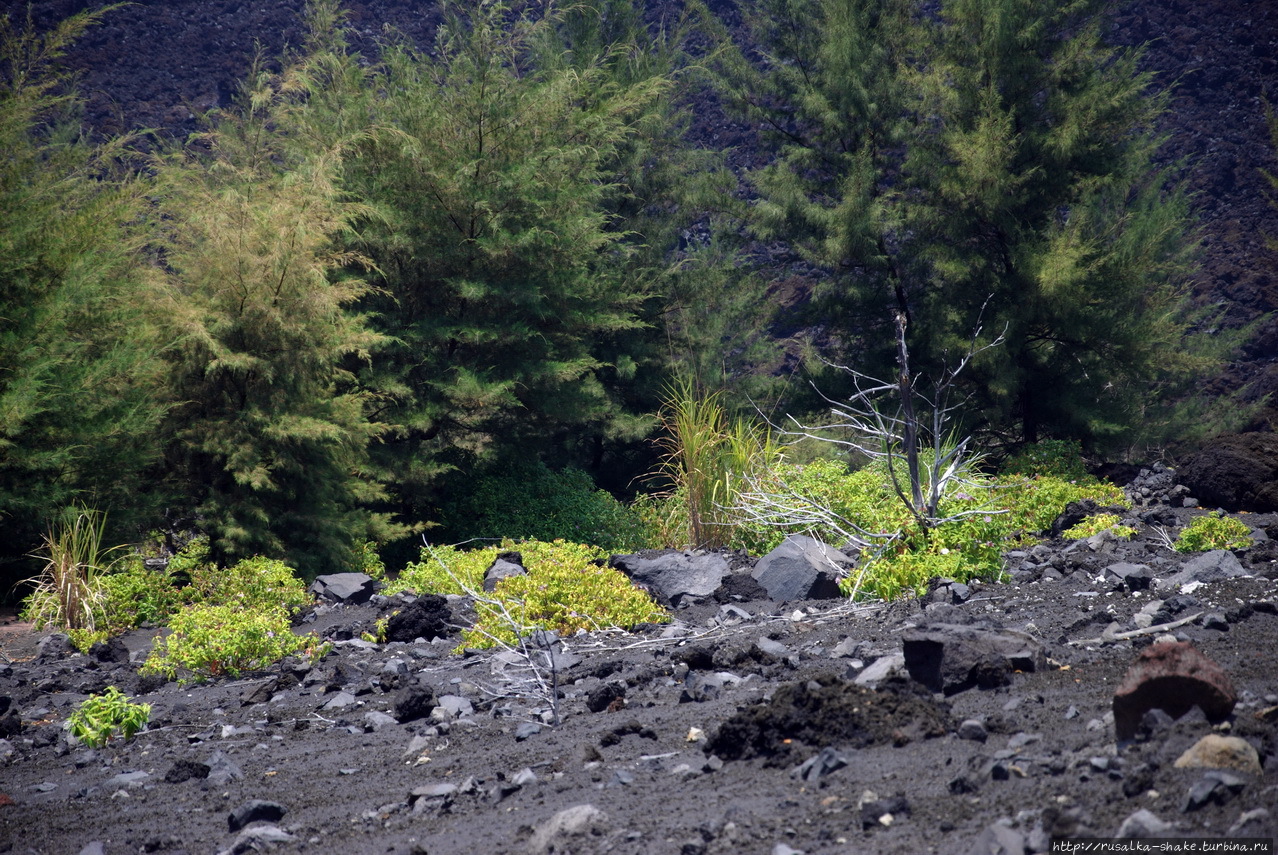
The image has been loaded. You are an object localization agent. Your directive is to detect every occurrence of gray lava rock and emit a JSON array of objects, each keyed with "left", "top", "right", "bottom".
[
  {"left": 1183, "top": 770, "right": 1247, "bottom": 812},
  {"left": 1116, "top": 808, "right": 1174, "bottom": 837},
  {"left": 967, "top": 823, "right": 1026, "bottom": 855},
  {"left": 483, "top": 552, "right": 526, "bottom": 593},
  {"left": 751, "top": 535, "right": 850, "bottom": 601},
  {"left": 1162, "top": 550, "right": 1248, "bottom": 589},
  {"left": 609, "top": 551, "right": 729, "bottom": 607},
  {"left": 1104, "top": 562, "right": 1153, "bottom": 592},
  {"left": 309, "top": 572, "right": 379, "bottom": 604},
  {"left": 528, "top": 804, "right": 610, "bottom": 855},
  {"left": 35, "top": 633, "right": 74, "bottom": 662},
  {"left": 902, "top": 624, "right": 1046, "bottom": 695},
  {"left": 206, "top": 750, "right": 243, "bottom": 786},
  {"left": 164, "top": 759, "right": 210, "bottom": 784},
  {"left": 792, "top": 746, "right": 848, "bottom": 782},
  {"left": 1178, "top": 432, "right": 1278, "bottom": 512},
  {"left": 680, "top": 671, "right": 724, "bottom": 703},
  {"left": 586, "top": 682, "right": 626, "bottom": 713}
]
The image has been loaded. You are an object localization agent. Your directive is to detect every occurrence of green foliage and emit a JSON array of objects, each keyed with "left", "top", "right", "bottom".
[
  {"left": 1174, "top": 513, "right": 1252, "bottom": 554},
  {"left": 313, "top": 0, "right": 674, "bottom": 523},
  {"left": 98, "top": 556, "right": 182, "bottom": 629},
  {"left": 354, "top": 540, "right": 387, "bottom": 581},
  {"left": 151, "top": 38, "right": 399, "bottom": 576},
  {"left": 1061, "top": 514, "right": 1137, "bottom": 541},
  {"left": 0, "top": 8, "right": 171, "bottom": 557},
  {"left": 712, "top": 0, "right": 1224, "bottom": 455},
  {"left": 726, "top": 457, "right": 1126, "bottom": 599},
  {"left": 461, "top": 540, "right": 668, "bottom": 649},
  {"left": 68, "top": 687, "right": 150, "bottom": 747},
  {"left": 360, "top": 616, "right": 389, "bottom": 644},
  {"left": 389, "top": 544, "right": 499, "bottom": 597},
  {"left": 183, "top": 555, "right": 312, "bottom": 614},
  {"left": 1001, "top": 440, "right": 1090, "bottom": 481},
  {"left": 141, "top": 604, "right": 326, "bottom": 681},
  {"left": 437, "top": 460, "right": 652, "bottom": 552},
  {"left": 20, "top": 507, "right": 115, "bottom": 634}
]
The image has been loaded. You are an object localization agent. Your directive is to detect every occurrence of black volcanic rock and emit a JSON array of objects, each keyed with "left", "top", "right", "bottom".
[{"left": 1178, "top": 432, "right": 1278, "bottom": 511}]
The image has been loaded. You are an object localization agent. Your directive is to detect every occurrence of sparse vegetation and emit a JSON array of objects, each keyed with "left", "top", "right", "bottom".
[
  {"left": 68, "top": 686, "right": 151, "bottom": 747},
  {"left": 1174, "top": 512, "right": 1252, "bottom": 553},
  {"left": 1061, "top": 513, "right": 1138, "bottom": 541}
]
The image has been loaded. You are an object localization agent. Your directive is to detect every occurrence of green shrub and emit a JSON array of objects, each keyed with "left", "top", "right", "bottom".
[
  {"left": 1000, "top": 439, "right": 1090, "bottom": 481},
  {"left": 1061, "top": 513, "right": 1137, "bottom": 540},
  {"left": 184, "top": 554, "right": 311, "bottom": 613},
  {"left": 437, "top": 460, "right": 652, "bottom": 552},
  {"left": 463, "top": 539, "right": 668, "bottom": 649},
  {"left": 388, "top": 544, "right": 501, "bottom": 596},
  {"left": 99, "top": 557, "right": 183, "bottom": 627},
  {"left": 1174, "top": 512, "right": 1251, "bottom": 553},
  {"left": 141, "top": 603, "right": 327, "bottom": 681},
  {"left": 724, "top": 456, "right": 1127, "bottom": 600},
  {"left": 68, "top": 686, "right": 150, "bottom": 747},
  {"left": 354, "top": 540, "right": 387, "bottom": 580}
]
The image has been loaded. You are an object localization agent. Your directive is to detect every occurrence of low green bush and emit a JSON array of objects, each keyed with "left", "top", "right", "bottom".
[
  {"left": 388, "top": 544, "right": 500, "bottom": 596},
  {"left": 436, "top": 460, "right": 653, "bottom": 552},
  {"left": 141, "top": 604, "right": 327, "bottom": 681},
  {"left": 463, "top": 539, "right": 668, "bottom": 649},
  {"left": 68, "top": 686, "right": 150, "bottom": 747},
  {"left": 1174, "top": 512, "right": 1251, "bottom": 553},
  {"left": 184, "top": 554, "right": 312, "bottom": 614},
  {"left": 718, "top": 451, "right": 1127, "bottom": 600},
  {"left": 386, "top": 539, "right": 667, "bottom": 649},
  {"left": 1061, "top": 513, "right": 1137, "bottom": 540}
]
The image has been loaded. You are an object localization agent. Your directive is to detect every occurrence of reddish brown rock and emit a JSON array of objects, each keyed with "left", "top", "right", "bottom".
[{"left": 1113, "top": 642, "right": 1237, "bottom": 742}]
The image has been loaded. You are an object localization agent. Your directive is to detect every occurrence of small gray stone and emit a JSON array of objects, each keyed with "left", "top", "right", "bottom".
[
  {"left": 1116, "top": 808, "right": 1174, "bottom": 837},
  {"left": 967, "top": 822, "right": 1026, "bottom": 855},
  {"left": 957, "top": 719, "right": 988, "bottom": 742},
  {"left": 1202, "top": 612, "right": 1230, "bottom": 631},
  {"left": 323, "top": 691, "right": 358, "bottom": 711},
  {"left": 363, "top": 711, "right": 399, "bottom": 732},
  {"left": 528, "top": 804, "right": 610, "bottom": 855},
  {"left": 680, "top": 671, "right": 724, "bottom": 703},
  {"left": 854, "top": 652, "right": 906, "bottom": 687},
  {"left": 206, "top": 750, "right": 243, "bottom": 786},
  {"left": 108, "top": 770, "right": 150, "bottom": 789},
  {"left": 515, "top": 721, "right": 542, "bottom": 741}
]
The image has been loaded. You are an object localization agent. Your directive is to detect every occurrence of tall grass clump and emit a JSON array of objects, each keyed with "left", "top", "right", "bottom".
[
  {"left": 649, "top": 378, "right": 782, "bottom": 549},
  {"left": 20, "top": 507, "right": 117, "bottom": 638}
]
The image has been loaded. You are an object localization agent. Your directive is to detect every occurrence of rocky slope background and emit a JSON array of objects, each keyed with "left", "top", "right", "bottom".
[
  {"left": 1, "top": 468, "right": 1277, "bottom": 854},
  {"left": 7, "top": 0, "right": 1278, "bottom": 421}
]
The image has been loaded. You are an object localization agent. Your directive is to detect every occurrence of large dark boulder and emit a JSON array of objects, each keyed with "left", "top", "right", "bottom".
[
  {"left": 750, "top": 536, "right": 850, "bottom": 602},
  {"left": 385, "top": 595, "right": 453, "bottom": 643},
  {"left": 1179, "top": 433, "right": 1278, "bottom": 512}
]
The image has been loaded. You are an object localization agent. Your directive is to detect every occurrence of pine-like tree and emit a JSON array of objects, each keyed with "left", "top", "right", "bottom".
[
  {"left": 0, "top": 7, "right": 171, "bottom": 566},
  {"left": 151, "top": 50, "right": 397, "bottom": 575},
  {"left": 335, "top": 1, "right": 676, "bottom": 521},
  {"left": 717, "top": 0, "right": 1225, "bottom": 453}
]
